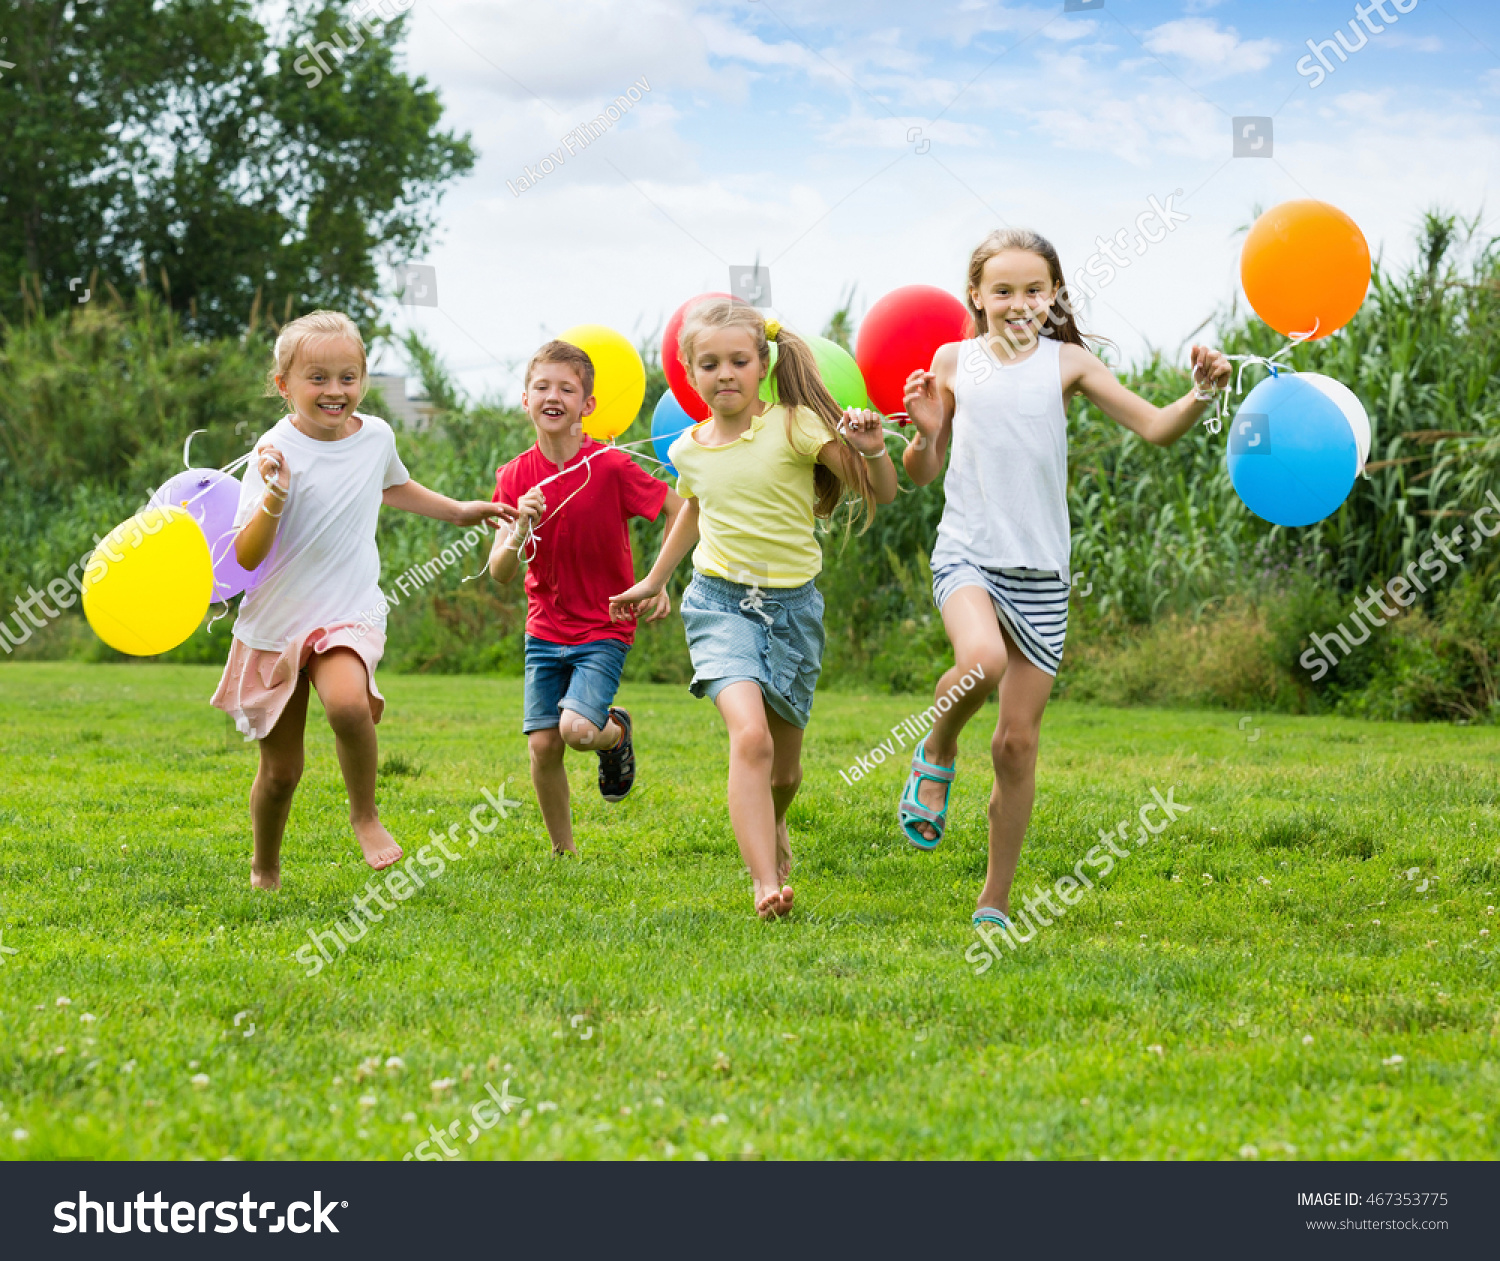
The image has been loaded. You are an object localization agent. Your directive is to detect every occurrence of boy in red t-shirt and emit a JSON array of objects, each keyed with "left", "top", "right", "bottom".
[{"left": 489, "top": 340, "right": 683, "bottom": 856}]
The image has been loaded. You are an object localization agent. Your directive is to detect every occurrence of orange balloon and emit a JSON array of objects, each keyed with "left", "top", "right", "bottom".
[{"left": 1241, "top": 200, "right": 1370, "bottom": 341}]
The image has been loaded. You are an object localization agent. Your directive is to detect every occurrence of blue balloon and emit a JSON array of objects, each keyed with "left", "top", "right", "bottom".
[
  {"left": 651, "top": 390, "right": 696, "bottom": 478},
  {"left": 1226, "top": 373, "right": 1357, "bottom": 527}
]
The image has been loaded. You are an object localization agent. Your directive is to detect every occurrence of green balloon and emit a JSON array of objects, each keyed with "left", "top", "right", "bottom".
[
  {"left": 759, "top": 341, "right": 779, "bottom": 404},
  {"left": 808, "top": 335, "right": 870, "bottom": 410},
  {"left": 757, "top": 335, "right": 870, "bottom": 411}
]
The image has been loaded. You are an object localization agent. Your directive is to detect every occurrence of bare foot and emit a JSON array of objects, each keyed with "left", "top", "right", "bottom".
[
  {"left": 353, "top": 819, "right": 403, "bottom": 871},
  {"left": 775, "top": 819, "right": 793, "bottom": 886},
  {"left": 777, "top": 884, "right": 794, "bottom": 914},
  {"left": 552, "top": 844, "right": 577, "bottom": 859},
  {"left": 251, "top": 864, "right": 281, "bottom": 890},
  {"left": 755, "top": 878, "right": 791, "bottom": 920}
]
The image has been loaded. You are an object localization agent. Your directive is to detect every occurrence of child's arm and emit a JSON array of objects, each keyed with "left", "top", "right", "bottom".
[
  {"left": 634, "top": 489, "right": 687, "bottom": 621},
  {"left": 383, "top": 478, "right": 506, "bottom": 527},
  {"left": 1064, "top": 342, "right": 1231, "bottom": 447},
  {"left": 488, "top": 486, "right": 544, "bottom": 585},
  {"left": 233, "top": 445, "right": 289, "bottom": 571},
  {"left": 901, "top": 343, "right": 959, "bottom": 487},
  {"left": 820, "top": 409, "right": 898, "bottom": 504},
  {"left": 609, "top": 496, "right": 700, "bottom": 621}
]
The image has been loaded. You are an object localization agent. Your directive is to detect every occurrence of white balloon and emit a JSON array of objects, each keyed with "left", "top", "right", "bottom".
[{"left": 1300, "top": 372, "right": 1371, "bottom": 472}]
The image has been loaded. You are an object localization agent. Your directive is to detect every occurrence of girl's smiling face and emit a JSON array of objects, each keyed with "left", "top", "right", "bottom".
[
  {"left": 277, "top": 334, "right": 366, "bottom": 438},
  {"left": 971, "top": 249, "right": 1060, "bottom": 345},
  {"left": 689, "top": 325, "right": 766, "bottom": 419}
]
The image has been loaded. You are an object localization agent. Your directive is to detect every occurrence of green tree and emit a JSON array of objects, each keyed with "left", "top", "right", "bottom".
[{"left": 0, "top": 0, "right": 474, "bottom": 337}]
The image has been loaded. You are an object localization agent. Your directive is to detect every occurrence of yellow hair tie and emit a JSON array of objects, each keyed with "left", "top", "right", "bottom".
[{"left": 764, "top": 319, "right": 781, "bottom": 342}]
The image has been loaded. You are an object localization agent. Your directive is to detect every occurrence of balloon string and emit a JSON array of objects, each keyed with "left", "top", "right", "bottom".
[
  {"left": 1200, "top": 323, "right": 1321, "bottom": 435},
  {"left": 205, "top": 600, "right": 231, "bottom": 634}
]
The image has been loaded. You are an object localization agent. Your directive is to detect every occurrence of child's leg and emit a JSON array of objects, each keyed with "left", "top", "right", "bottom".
[
  {"left": 249, "top": 673, "right": 311, "bottom": 889},
  {"left": 977, "top": 623, "right": 1056, "bottom": 917},
  {"left": 766, "top": 705, "right": 804, "bottom": 889},
  {"left": 558, "top": 710, "right": 622, "bottom": 751},
  {"left": 714, "top": 680, "right": 791, "bottom": 916},
  {"left": 912, "top": 587, "right": 1010, "bottom": 841},
  {"left": 306, "top": 647, "right": 402, "bottom": 871},
  {"left": 528, "top": 728, "right": 575, "bottom": 854}
]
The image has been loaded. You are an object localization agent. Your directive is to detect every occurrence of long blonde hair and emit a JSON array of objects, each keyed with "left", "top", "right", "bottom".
[
  {"left": 677, "top": 299, "right": 876, "bottom": 528},
  {"left": 265, "top": 309, "right": 369, "bottom": 397}
]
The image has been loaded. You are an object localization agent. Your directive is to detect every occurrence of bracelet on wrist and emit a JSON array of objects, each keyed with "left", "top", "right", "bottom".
[{"left": 858, "top": 446, "right": 890, "bottom": 461}]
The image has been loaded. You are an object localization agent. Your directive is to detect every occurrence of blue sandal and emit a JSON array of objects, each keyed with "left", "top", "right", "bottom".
[
  {"left": 972, "top": 907, "right": 1012, "bottom": 929},
  {"left": 898, "top": 740, "right": 955, "bottom": 851}
]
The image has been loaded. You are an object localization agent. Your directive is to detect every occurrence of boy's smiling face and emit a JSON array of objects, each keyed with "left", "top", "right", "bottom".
[{"left": 524, "top": 361, "right": 596, "bottom": 439}]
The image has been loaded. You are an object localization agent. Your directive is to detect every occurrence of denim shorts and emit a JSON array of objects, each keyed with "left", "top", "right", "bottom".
[
  {"left": 680, "top": 571, "right": 825, "bottom": 728},
  {"left": 522, "top": 636, "right": 629, "bottom": 733}
]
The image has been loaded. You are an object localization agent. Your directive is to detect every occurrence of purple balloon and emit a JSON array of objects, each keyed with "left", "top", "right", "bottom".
[{"left": 150, "top": 467, "right": 274, "bottom": 602}]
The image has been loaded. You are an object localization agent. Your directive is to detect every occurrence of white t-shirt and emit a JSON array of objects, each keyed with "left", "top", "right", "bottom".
[{"left": 231, "top": 413, "right": 410, "bottom": 651}]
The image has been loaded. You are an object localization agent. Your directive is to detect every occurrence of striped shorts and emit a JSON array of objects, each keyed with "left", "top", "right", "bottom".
[{"left": 931, "top": 560, "right": 1070, "bottom": 676}]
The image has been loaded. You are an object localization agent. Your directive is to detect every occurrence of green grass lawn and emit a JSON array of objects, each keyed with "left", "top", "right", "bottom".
[{"left": 0, "top": 662, "right": 1496, "bottom": 1160}]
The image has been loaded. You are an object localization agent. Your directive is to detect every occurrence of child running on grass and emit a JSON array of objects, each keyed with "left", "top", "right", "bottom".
[
  {"left": 611, "top": 301, "right": 897, "bottom": 918},
  {"left": 214, "top": 310, "right": 503, "bottom": 889},
  {"left": 898, "top": 228, "right": 1230, "bottom": 929},
  {"left": 489, "top": 340, "right": 684, "bottom": 856}
]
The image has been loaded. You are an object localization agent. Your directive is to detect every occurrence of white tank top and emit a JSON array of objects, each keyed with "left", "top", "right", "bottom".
[{"left": 930, "top": 335, "right": 1071, "bottom": 581}]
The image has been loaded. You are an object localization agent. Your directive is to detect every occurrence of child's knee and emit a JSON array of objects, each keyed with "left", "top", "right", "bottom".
[
  {"left": 729, "top": 723, "right": 775, "bottom": 768},
  {"left": 967, "top": 647, "right": 1006, "bottom": 683},
  {"left": 992, "top": 725, "right": 1039, "bottom": 772},
  {"left": 558, "top": 710, "right": 604, "bottom": 750},
  {"left": 770, "top": 765, "right": 802, "bottom": 795},
  {"left": 528, "top": 728, "right": 566, "bottom": 766},
  {"left": 323, "top": 698, "right": 373, "bottom": 737},
  {"left": 258, "top": 758, "right": 303, "bottom": 798}
]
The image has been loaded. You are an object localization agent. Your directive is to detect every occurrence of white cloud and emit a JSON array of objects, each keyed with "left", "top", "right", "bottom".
[{"left": 1142, "top": 18, "right": 1278, "bottom": 76}]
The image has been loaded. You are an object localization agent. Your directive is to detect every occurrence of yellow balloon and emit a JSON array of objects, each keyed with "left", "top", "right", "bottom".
[
  {"left": 559, "top": 323, "right": 646, "bottom": 441},
  {"left": 82, "top": 506, "right": 214, "bottom": 656}
]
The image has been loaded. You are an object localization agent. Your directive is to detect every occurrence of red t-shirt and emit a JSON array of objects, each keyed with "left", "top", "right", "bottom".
[{"left": 494, "top": 440, "right": 669, "bottom": 646}]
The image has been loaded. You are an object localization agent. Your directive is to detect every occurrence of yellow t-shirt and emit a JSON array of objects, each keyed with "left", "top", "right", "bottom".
[{"left": 668, "top": 404, "right": 831, "bottom": 587}]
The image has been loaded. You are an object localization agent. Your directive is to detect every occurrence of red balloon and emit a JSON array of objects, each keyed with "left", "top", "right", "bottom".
[
  {"left": 663, "top": 291, "right": 744, "bottom": 421},
  {"left": 856, "top": 285, "right": 973, "bottom": 416}
]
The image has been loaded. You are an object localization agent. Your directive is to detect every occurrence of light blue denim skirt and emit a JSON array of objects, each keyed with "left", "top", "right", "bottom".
[{"left": 680, "top": 571, "right": 825, "bottom": 728}]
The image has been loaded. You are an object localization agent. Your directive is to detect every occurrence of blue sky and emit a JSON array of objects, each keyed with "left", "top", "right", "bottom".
[{"left": 371, "top": 0, "right": 1500, "bottom": 401}]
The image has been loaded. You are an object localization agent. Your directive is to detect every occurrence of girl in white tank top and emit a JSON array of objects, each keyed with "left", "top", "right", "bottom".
[{"left": 896, "top": 228, "right": 1231, "bottom": 942}]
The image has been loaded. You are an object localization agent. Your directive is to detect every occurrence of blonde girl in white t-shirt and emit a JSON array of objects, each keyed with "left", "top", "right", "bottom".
[
  {"left": 899, "top": 230, "right": 1230, "bottom": 931},
  {"left": 213, "top": 311, "right": 504, "bottom": 889}
]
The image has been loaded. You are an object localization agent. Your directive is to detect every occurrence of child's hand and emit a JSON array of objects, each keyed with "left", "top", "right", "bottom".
[
  {"left": 903, "top": 369, "right": 941, "bottom": 430},
  {"left": 639, "top": 588, "right": 673, "bottom": 623},
  {"left": 1190, "top": 344, "right": 1231, "bottom": 394},
  {"left": 839, "top": 408, "right": 888, "bottom": 457},
  {"left": 257, "top": 444, "right": 289, "bottom": 495},
  {"left": 609, "top": 578, "right": 663, "bottom": 623},
  {"left": 515, "top": 486, "right": 546, "bottom": 525},
  {"left": 453, "top": 500, "right": 508, "bottom": 528}
]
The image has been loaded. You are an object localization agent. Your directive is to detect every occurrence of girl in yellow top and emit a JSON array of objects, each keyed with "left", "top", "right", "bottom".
[{"left": 611, "top": 300, "right": 896, "bottom": 918}]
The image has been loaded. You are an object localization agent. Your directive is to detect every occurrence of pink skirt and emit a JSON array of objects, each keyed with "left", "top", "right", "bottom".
[{"left": 211, "top": 622, "right": 386, "bottom": 742}]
